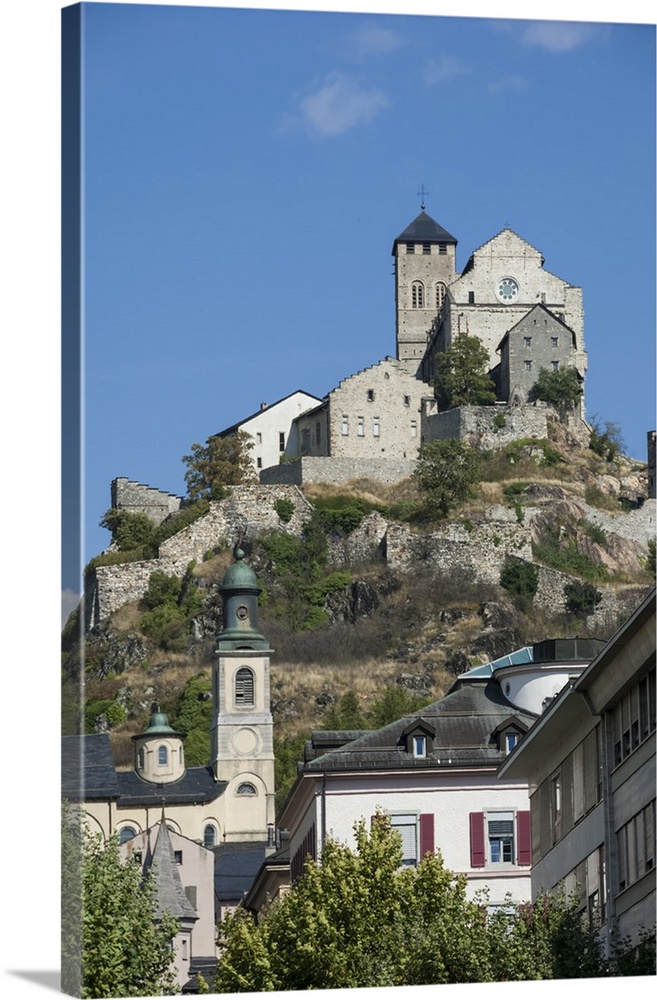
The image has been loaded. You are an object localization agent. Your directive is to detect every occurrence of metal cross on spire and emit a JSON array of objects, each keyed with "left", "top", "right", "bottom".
[{"left": 417, "top": 184, "right": 429, "bottom": 211}]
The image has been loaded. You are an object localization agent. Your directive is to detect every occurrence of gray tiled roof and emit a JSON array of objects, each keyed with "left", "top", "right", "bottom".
[
  {"left": 392, "top": 211, "right": 457, "bottom": 251},
  {"left": 116, "top": 766, "right": 227, "bottom": 806},
  {"left": 304, "top": 680, "right": 536, "bottom": 773},
  {"left": 149, "top": 822, "right": 198, "bottom": 922},
  {"left": 61, "top": 734, "right": 120, "bottom": 801},
  {"left": 213, "top": 842, "right": 269, "bottom": 902}
]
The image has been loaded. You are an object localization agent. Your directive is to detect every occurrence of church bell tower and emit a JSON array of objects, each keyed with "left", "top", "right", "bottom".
[
  {"left": 210, "top": 547, "right": 275, "bottom": 842},
  {"left": 392, "top": 205, "right": 458, "bottom": 370}
]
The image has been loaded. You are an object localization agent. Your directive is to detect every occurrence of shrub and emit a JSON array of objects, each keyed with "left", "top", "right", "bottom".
[
  {"left": 414, "top": 440, "right": 482, "bottom": 520},
  {"left": 529, "top": 366, "right": 583, "bottom": 414},
  {"left": 589, "top": 416, "right": 625, "bottom": 462},
  {"left": 274, "top": 497, "right": 295, "bottom": 523},
  {"left": 99, "top": 509, "right": 156, "bottom": 555},
  {"left": 579, "top": 519, "right": 607, "bottom": 546},
  {"left": 503, "top": 482, "right": 530, "bottom": 499},
  {"left": 492, "top": 412, "right": 506, "bottom": 430},
  {"left": 532, "top": 524, "right": 609, "bottom": 582},
  {"left": 499, "top": 556, "right": 539, "bottom": 610},
  {"left": 584, "top": 485, "right": 621, "bottom": 512},
  {"left": 564, "top": 581, "right": 603, "bottom": 617}
]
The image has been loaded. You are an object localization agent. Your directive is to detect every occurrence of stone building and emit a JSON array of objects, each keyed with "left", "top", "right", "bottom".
[
  {"left": 496, "top": 303, "right": 580, "bottom": 405},
  {"left": 215, "top": 389, "right": 322, "bottom": 475}
]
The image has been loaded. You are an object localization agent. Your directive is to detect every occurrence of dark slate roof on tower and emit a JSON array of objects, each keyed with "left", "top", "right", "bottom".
[
  {"left": 303, "top": 678, "right": 537, "bottom": 773},
  {"left": 148, "top": 821, "right": 198, "bottom": 922},
  {"left": 392, "top": 211, "right": 457, "bottom": 253},
  {"left": 61, "top": 734, "right": 121, "bottom": 801}
]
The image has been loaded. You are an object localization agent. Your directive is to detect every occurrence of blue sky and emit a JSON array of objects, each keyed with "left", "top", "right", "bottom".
[{"left": 66, "top": 2, "right": 655, "bottom": 600}]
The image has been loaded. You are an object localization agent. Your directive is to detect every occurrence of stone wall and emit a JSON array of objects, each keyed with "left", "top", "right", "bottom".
[
  {"left": 111, "top": 477, "right": 183, "bottom": 524},
  {"left": 86, "top": 486, "right": 312, "bottom": 628},
  {"left": 260, "top": 456, "right": 416, "bottom": 487},
  {"left": 423, "top": 403, "right": 549, "bottom": 451}
]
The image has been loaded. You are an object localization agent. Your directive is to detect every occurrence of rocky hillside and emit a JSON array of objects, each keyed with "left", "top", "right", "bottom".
[{"left": 63, "top": 415, "right": 655, "bottom": 768}]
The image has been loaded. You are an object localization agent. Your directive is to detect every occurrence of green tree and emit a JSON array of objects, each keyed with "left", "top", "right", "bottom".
[
  {"left": 182, "top": 430, "right": 256, "bottom": 501},
  {"left": 529, "top": 366, "right": 583, "bottom": 416},
  {"left": 323, "top": 689, "right": 366, "bottom": 729},
  {"left": 62, "top": 809, "right": 178, "bottom": 998},
  {"left": 414, "top": 439, "right": 482, "bottom": 519},
  {"left": 500, "top": 556, "right": 539, "bottom": 611},
  {"left": 214, "top": 813, "right": 623, "bottom": 991},
  {"left": 432, "top": 335, "right": 497, "bottom": 410},
  {"left": 368, "top": 685, "right": 431, "bottom": 727},
  {"left": 589, "top": 415, "right": 625, "bottom": 462},
  {"left": 564, "top": 580, "right": 603, "bottom": 617},
  {"left": 100, "top": 509, "right": 156, "bottom": 554}
]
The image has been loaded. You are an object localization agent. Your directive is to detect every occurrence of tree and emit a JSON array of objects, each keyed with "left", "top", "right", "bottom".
[
  {"left": 414, "top": 439, "right": 482, "bottom": 519},
  {"left": 61, "top": 808, "right": 178, "bottom": 998},
  {"left": 500, "top": 556, "right": 539, "bottom": 611},
  {"left": 368, "top": 685, "right": 431, "bottom": 727},
  {"left": 432, "top": 335, "right": 497, "bottom": 410},
  {"left": 529, "top": 366, "right": 583, "bottom": 416},
  {"left": 589, "top": 415, "right": 625, "bottom": 462},
  {"left": 323, "top": 689, "right": 367, "bottom": 729},
  {"left": 182, "top": 430, "right": 255, "bottom": 501},
  {"left": 564, "top": 580, "right": 603, "bottom": 617},
  {"left": 100, "top": 509, "right": 156, "bottom": 554},
  {"left": 214, "top": 813, "right": 629, "bottom": 991}
]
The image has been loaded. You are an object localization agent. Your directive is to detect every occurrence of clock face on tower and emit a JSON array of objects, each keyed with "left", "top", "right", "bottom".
[
  {"left": 496, "top": 277, "right": 519, "bottom": 303},
  {"left": 236, "top": 605, "right": 249, "bottom": 621}
]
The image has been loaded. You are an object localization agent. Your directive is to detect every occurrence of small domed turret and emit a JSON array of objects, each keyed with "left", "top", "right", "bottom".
[{"left": 217, "top": 546, "right": 270, "bottom": 652}]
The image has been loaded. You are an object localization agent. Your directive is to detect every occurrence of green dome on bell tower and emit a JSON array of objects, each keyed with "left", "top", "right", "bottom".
[{"left": 217, "top": 547, "right": 270, "bottom": 651}]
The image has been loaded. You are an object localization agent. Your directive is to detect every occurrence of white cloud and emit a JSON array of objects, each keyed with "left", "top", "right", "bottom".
[
  {"left": 293, "top": 73, "right": 390, "bottom": 138},
  {"left": 423, "top": 55, "right": 470, "bottom": 86},
  {"left": 520, "top": 21, "right": 604, "bottom": 53},
  {"left": 346, "top": 24, "right": 405, "bottom": 60},
  {"left": 488, "top": 75, "right": 527, "bottom": 94},
  {"left": 62, "top": 588, "right": 80, "bottom": 628}
]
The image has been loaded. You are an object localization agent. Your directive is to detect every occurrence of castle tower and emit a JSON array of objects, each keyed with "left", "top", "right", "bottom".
[
  {"left": 133, "top": 705, "right": 186, "bottom": 784},
  {"left": 210, "top": 548, "right": 275, "bottom": 841},
  {"left": 392, "top": 207, "right": 457, "bottom": 371}
]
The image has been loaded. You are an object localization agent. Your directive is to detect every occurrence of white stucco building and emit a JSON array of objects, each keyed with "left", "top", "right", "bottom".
[{"left": 215, "top": 389, "right": 322, "bottom": 474}]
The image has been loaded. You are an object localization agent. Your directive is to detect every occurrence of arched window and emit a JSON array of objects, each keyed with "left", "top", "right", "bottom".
[
  {"left": 137, "top": 747, "right": 145, "bottom": 770},
  {"left": 119, "top": 826, "right": 137, "bottom": 844},
  {"left": 203, "top": 824, "right": 217, "bottom": 848},
  {"left": 411, "top": 281, "right": 424, "bottom": 309},
  {"left": 435, "top": 282, "right": 447, "bottom": 310},
  {"left": 237, "top": 782, "right": 257, "bottom": 796},
  {"left": 235, "top": 667, "right": 255, "bottom": 706},
  {"left": 158, "top": 745, "right": 168, "bottom": 766}
]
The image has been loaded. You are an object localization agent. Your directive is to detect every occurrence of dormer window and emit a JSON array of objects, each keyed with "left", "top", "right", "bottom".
[
  {"left": 413, "top": 736, "right": 427, "bottom": 758},
  {"left": 401, "top": 719, "right": 435, "bottom": 757},
  {"left": 505, "top": 733, "right": 519, "bottom": 753},
  {"left": 492, "top": 718, "right": 528, "bottom": 755}
]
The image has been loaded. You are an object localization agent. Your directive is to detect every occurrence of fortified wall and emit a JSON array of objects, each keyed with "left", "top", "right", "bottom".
[
  {"left": 86, "top": 485, "right": 312, "bottom": 628},
  {"left": 423, "top": 403, "right": 549, "bottom": 451},
  {"left": 260, "top": 456, "right": 416, "bottom": 487},
  {"left": 111, "top": 477, "right": 183, "bottom": 524}
]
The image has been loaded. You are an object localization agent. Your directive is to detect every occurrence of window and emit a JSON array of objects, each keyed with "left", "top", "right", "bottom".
[
  {"left": 301, "top": 428, "right": 310, "bottom": 454},
  {"left": 357, "top": 416, "right": 365, "bottom": 437},
  {"left": 618, "top": 800, "right": 656, "bottom": 891},
  {"left": 174, "top": 850, "right": 183, "bottom": 865},
  {"left": 315, "top": 422, "right": 321, "bottom": 446},
  {"left": 367, "top": 389, "right": 375, "bottom": 401},
  {"left": 278, "top": 432, "right": 285, "bottom": 452},
  {"left": 505, "top": 732, "right": 519, "bottom": 753},
  {"left": 438, "top": 243, "right": 447, "bottom": 255},
  {"left": 235, "top": 667, "right": 254, "bottom": 706},
  {"left": 552, "top": 360, "right": 559, "bottom": 371},
  {"left": 237, "top": 782, "right": 257, "bottom": 796},
  {"left": 552, "top": 773, "right": 562, "bottom": 843},
  {"left": 256, "top": 432, "right": 262, "bottom": 444},
  {"left": 203, "top": 824, "right": 217, "bottom": 848},
  {"left": 488, "top": 812, "right": 515, "bottom": 863},
  {"left": 435, "top": 282, "right": 447, "bottom": 310},
  {"left": 613, "top": 669, "right": 656, "bottom": 765},
  {"left": 470, "top": 811, "right": 530, "bottom": 867},
  {"left": 403, "top": 395, "right": 410, "bottom": 406},
  {"left": 137, "top": 748, "right": 145, "bottom": 770},
  {"left": 468, "top": 291, "right": 475, "bottom": 304},
  {"left": 410, "top": 420, "right": 417, "bottom": 438},
  {"left": 422, "top": 242, "right": 431, "bottom": 255},
  {"left": 551, "top": 337, "right": 559, "bottom": 348},
  {"left": 390, "top": 814, "right": 418, "bottom": 866},
  {"left": 411, "top": 281, "right": 424, "bottom": 308},
  {"left": 373, "top": 417, "right": 380, "bottom": 437},
  {"left": 158, "top": 745, "right": 168, "bottom": 766},
  {"left": 524, "top": 360, "right": 532, "bottom": 371},
  {"left": 256, "top": 457, "right": 262, "bottom": 469},
  {"left": 406, "top": 242, "right": 415, "bottom": 254},
  {"left": 524, "top": 336, "right": 532, "bottom": 347},
  {"left": 119, "top": 826, "right": 137, "bottom": 844},
  {"left": 342, "top": 415, "right": 349, "bottom": 436},
  {"left": 413, "top": 735, "right": 427, "bottom": 758}
]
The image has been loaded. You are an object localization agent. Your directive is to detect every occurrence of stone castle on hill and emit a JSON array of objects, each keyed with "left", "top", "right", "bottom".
[{"left": 116, "top": 208, "right": 590, "bottom": 500}]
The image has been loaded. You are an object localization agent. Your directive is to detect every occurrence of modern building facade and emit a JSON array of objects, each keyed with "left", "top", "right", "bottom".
[{"left": 499, "top": 589, "right": 656, "bottom": 954}]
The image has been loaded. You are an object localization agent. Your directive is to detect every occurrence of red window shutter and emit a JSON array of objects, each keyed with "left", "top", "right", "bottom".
[
  {"left": 517, "top": 810, "right": 531, "bottom": 865},
  {"left": 419, "top": 813, "right": 434, "bottom": 860},
  {"left": 470, "top": 812, "right": 486, "bottom": 868}
]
